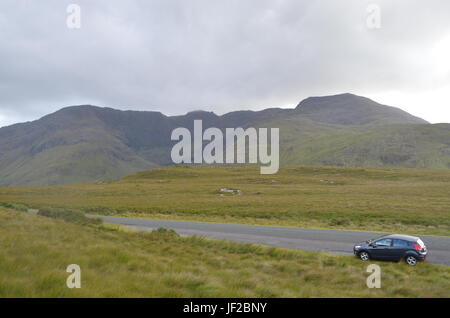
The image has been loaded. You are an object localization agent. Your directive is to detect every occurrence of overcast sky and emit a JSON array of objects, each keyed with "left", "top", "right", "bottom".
[{"left": 0, "top": 0, "right": 449, "bottom": 127}]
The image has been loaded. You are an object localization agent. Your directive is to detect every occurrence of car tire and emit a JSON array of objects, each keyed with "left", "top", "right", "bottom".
[
  {"left": 405, "top": 255, "right": 417, "bottom": 266},
  {"left": 359, "top": 251, "right": 370, "bottom": 261}
]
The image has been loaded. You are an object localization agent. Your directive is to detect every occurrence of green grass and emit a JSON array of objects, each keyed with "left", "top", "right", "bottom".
[
  {"left": 1, "top": 207, "right": 449, "bottom": 297},
  {"left": 1, "top": 165, "right": 449, "bottom": 236}
]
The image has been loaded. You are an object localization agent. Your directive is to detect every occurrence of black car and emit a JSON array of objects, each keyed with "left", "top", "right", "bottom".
[{"left": 353, "top": 234, "right": 427, "bottom": 266}]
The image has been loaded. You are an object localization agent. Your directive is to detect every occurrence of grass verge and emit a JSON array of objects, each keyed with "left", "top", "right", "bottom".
[{"left": 0, "top": 207, "right": 449, "bottom": 297}]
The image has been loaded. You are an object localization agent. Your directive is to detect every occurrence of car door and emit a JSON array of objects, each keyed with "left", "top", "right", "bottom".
[
  {"left": 391, "top": 239, "right": 409, "bottom": 260},
  {"left": 370, "top": 238, "right": 392, "bottom": 260}
]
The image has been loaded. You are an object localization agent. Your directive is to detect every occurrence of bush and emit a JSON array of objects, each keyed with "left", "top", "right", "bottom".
[
  {"left": 37, "top": 208, "right": 102, "bottom": 225},
  {"left": 0, "top": 202, "right": 29, "bottom": 212},
  {"left": 147, "top": 227, "right": 180, "bottom": 240},
  {"left": 329, "top": 218, "right": 350, "bottom": 226}
]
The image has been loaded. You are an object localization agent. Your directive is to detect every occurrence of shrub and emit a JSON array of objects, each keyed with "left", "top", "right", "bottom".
[
  {"left": 329, "top": 218, "right": 350, "bottom": 226},
  {"left": 147, "top": 227, "right": 180, "bottom": 240},
  {"left": 37, "top": 208, "right": 102, "bottom": 225},
  {"left": 0, "top": 202, "right": 29, "bottom": 212}
]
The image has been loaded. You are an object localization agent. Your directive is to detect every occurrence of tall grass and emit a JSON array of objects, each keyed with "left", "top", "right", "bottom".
[{"left": 0, "top": 207, "right": 449, "bottom": 297}]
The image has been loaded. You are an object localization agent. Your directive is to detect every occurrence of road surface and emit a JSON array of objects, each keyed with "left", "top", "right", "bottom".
[{"left": 95, "top": 215, "right": 450, "bottom": 266}]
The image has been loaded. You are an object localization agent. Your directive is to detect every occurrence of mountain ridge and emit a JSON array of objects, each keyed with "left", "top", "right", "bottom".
[{"left": 1, "top": 93, "right": 449, "bottom": 186}]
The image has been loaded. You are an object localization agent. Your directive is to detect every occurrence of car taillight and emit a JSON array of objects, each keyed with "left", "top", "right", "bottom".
[{"left": 413, "top": 243, "right": 421, "bottom": 251}]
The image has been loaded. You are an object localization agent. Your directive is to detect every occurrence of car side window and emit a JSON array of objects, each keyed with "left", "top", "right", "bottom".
[
  {"left": 392, "top": 239, "right": 408, "bottom": 247},
  {"left": 374, "top": 238, "right": 392, "bottom": 246}
]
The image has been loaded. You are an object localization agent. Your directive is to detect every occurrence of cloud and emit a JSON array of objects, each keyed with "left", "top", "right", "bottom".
[{"left": 0, "top": 0, "right": 449, "bottom": 127}]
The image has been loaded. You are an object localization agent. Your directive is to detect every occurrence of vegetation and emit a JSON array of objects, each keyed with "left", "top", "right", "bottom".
[
  {"left": 1, "top": 165, "right": 450, "bottom": 236},
  {"left": 0, "top": 202, "right": 28, "bottom": 212},
  {"left": 274, "top": 119, "right": 450, "bottom": 169},
  {"left": 1, "top": 207, "right": 449, "bottom": 297},
  {"left": 37, "top": 207, "right": 102, "bottom": 225}
]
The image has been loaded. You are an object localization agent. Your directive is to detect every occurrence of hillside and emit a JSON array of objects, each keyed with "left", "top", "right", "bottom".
[
  {"left": 0, "top": 107, "right": 159, "bottom": 186},
  {"left": 259, "top": 117, "right": 450, "bottom": 169},
  {"left": 0, "top": 93, "right": 449, "bottom": 186}
]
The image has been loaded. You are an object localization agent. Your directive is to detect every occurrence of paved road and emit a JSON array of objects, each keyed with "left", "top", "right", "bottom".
[{"left": 95, "top": 216, "right": 450, "bottom": 266}]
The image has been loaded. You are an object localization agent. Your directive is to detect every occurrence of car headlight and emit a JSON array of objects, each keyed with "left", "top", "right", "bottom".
[{"left": 354, "top": 245, "right": 361, "bottom": 249}]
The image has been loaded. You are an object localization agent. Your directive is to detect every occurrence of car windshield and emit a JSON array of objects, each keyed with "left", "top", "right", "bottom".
[{"left": 367, "top": 235, "right": 385, "bottom": 243}]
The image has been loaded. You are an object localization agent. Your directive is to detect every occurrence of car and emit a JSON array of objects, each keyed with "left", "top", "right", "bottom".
[{"left": 353, "top": 234, "right": 427, "bottom": 266}]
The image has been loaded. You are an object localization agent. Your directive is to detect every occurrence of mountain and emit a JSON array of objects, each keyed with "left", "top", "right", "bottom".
[
  {"left": 0, "top": 93, "right": 449, "bottom": 186},
  {"left": 0, "top": 107, "right": 160, "bottom": 186},
  {"left": 295, "top": 93, "right": 428, "bottom": 125}
]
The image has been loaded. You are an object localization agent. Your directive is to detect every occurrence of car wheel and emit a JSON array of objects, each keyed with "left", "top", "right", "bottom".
[
  {"left": 405, "top": 255, "right": 417, "bottom": 266},
  {"left": 359, "top": 251, "right": 370, "bottom": 261}
]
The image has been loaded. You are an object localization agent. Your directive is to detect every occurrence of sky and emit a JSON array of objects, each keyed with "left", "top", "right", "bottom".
[{"left": 0, "top": 0, "right": 449, "bottom": 128}]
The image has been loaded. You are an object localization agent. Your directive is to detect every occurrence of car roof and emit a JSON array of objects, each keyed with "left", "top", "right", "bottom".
[{"left": 378, "top": 234, "right": 420, "bottom": 241}]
